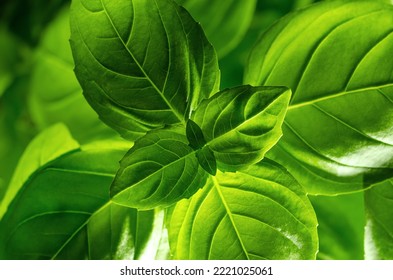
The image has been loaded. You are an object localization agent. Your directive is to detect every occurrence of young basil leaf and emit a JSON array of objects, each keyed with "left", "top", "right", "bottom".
[
  {"left": 110, "top": 126, "right": 209, "bottom": 210},
  {"left": 191, "top": 85, "right": 291, "bottom": 171},
  {"left": 0, "top": 129, "right": 162, "bottom": 260},
  {"left": 196, "top": 145, "right": 217, "bottom": 176},
  {"left": 364, "top": 179, "right": 393, "bottom": 260},
  {"left": 245, "top": 1, "right": 393, "bottom": 194},
  {"left": 70, "top": 0, "right": 220, "bottom": 140},
  {"left": 29, "top": 8, "right": 116, "bottom": 144},
  {"left": 175, "top": 0, "right": 257, "bottom": 58},
  {"left": 167, "top": 158, "right": 318, "bottom": 260},
  {"left": 186, "top": 119, "right": 206, "bottom": 150}
]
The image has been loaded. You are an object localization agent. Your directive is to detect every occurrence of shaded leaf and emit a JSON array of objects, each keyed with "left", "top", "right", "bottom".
[
  {"left": 29, "top": 8, "right": 116, "bottom": 143},
  {"left": 186, "top": 119, "right": 206, "bottom": 150},
  {"left": 192, "top": 85, "right": 291, "bottom": 171},
  {"left": 110, "top": 126, "right": 208, "bottom": 210},
  {"left": 310, "top": 193, "right": 365, "bottom": 260},
  {"left": 70, "top": 0, "right": 220, "bottom": 140},
  {"left": 196, "top": 145, "right": 217, "bottom": 176},
  {"left": 245, "top": 1, "right": 393, "bottom": 194},
  {"left": 175, "top": 0, "right": 257, "bottom": 58},
  {"left": 167, "top": 159, "right": 318, "bottom": 260}
]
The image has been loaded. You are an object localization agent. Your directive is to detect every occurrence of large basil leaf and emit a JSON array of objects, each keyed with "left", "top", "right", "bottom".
[
  {"left": 0, "top": 125, "right": 161, "bottom": 259},
  {"left": 191, "top": 85, "right": 290, "bottom": 171},
  {"left": 364, "top": 179, "right": 393, "bottom": 260},
  {"left": 70, "top": 0, "right": 220, "bottom": 140},
  {"left": 175, "top": 0, "right": 257, "bottom": 58},
  {"left": 29, "top": 8, "right": 116, "bottom": 143},
  {"left": 310, "top": 193, "right": 365, "bottom": 260},
  {"left": 167, "top": 159, "right": 318, "bottom": 260},
  {"left": 245, "top": 1, "right": 393, "bottom": 194},
  {"left": 110, "top": 126, "right": 208, "bottom": 210}
]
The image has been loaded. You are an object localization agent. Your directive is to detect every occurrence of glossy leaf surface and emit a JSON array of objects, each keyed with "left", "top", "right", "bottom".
[
  {"left": 167, "top": 159, "right": 318, "bottom": 260},
  {"left": 110, "top": 126, "right": 208, "bottom": 210},
  {"left": 364, "top": 179, "right": 393, "bottom": 260},
  {"left": 191, "top": 85, "right": 291, "bottom": 171},
  {"left": 245, "top": 1, "right": 393, "bottom": 194},
  {"left": 70, "top": 0, "right": 220, "bottom": 140},
  {"left": 175, "top": 0, "right": 257, "bottom": 58},
  {"left": 0, "top": 125, "right": 160, "bottom": 259}
]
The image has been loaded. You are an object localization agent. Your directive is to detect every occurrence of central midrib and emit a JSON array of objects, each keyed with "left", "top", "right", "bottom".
[{"left": 99, "top": 0, "right": 185, "bottom": 124}]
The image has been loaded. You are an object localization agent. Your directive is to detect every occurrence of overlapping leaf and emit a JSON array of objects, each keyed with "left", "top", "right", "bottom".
[
  {"left": 245, "top": 1, "right": 393, "bottom": 194},
  {"left": 0, "top": 125, "right": 161, "bottom": 260},
  {"left": 191, "top": 85, "right": 291, "bottom": 171},
  {"left": 310, "top": 193, "right": 365, "bottom": 260},
  {"left": 29, "top": 8, "right": 115, "bottom": 143},
  {"left": 175, "top": 0, "right": 257, "bottom": 58},
  {"left": 364, "top": 179, "right": 393, "bottom": 260},
  {"left": 167, "top": 159, "right": 318, "bottom": 260},
  {"left": 110, "top": 126, "right": 208, "bottom": 209},
  {"left": 70, "top": 0, "right": 220, "bottom": 140}
]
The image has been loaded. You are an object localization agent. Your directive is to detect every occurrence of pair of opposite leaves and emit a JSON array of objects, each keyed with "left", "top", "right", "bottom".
[
  {"left": 71, "top": 0, "right": 393, "bottom": 202},
  {"left": 70, "top": 0, "right": 292, "bottom": 210}
]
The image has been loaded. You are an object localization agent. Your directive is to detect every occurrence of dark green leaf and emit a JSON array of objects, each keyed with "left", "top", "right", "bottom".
[
  {"left": 0, "top": 125, "right": 162, "bottom": 259},
  {"left": 364, "top": 179, "right": 393, "bottom": 259},
  {"left": 167, "top": 159, "right": 318, "bottom": 259},
  {"left": 191, "top": 85, "right": 291, "bottom": 171},
  {"left": 245, "top": 1, "right": 393, "bottom": 194},
  {"left": 70, "top": 0, "right": 220, "bottom": 140},
  {"left": 196, "top": 145, "right": 217, "bottom": 175},
  {"left": 175, "top": 0, "right": 257, "bottom": 58},
  {"left": 110, "top": 126, "right": 209, "bottom": 210},
  {"left": 186, "top": 119, "right": 206, "bottom": 150}
]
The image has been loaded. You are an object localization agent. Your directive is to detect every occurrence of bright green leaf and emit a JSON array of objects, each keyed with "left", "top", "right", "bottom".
[
  {"left": 364, "top": 179, "right": 393, "bottom": 260},
  {"left": 167, "top": 159, "right": 318, "bottom": 260},
  {"left": 29, "top": 8, "right": 116, "bottom": 143},
  {"left": 0, "top": 123, "right": 79, "bottom": 219},
  {"left": 191, "top": 85, "right": 291, "bottom": 171},
  {"left": 310, "top": 193, "right": 365, "bottom": 260},
  {"left": 110, "top": 126, "right": 208, "bottom": 210},
  {"left": 0, "top": 127, "right": 162, "bottom": 259},
  {"left": 245, "top": 1, "right": 393, "bottom": 194},
  {"left": 70, "top": 0, "right": 220, "bottom": 140},
  {"left": 175, "top": 0, "right": 257, "bottom": 58}
]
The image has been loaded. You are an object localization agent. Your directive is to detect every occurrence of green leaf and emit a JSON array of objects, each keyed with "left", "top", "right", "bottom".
[
  {"left": 29, "top": 8, "right": 116, "bottom": 143},
  {"left": 175, "top": 0, "right": 257, "bottom": 58},
  {"left": 167, "top": 159, "right": 318, "bottom": 260},
  {"left": 196, "top": 145, "right": 217, "bottom": 176},
  {"left": 0, "top": 123, "right": 79, "bottom": 219},
  {"left": 110, "top": 126, "right": 209, "bottom": 210},
  {"left": 70, "top": 0, "right": 220, "bottom": 140},
  {"left": 310, "top": 193, "right": 365, "bottom": 260},
  {"left": 0, "top": 127, "right": 162, "bottom": 259},
  {"left": 191, "top": 85, "right": 291, "bottom": 171},
  {"left": 186, "top": 119, "right": 206, "bottom": 150},
  {"left": 245, "top": 1, "right": 393, "bottom": 194},
  {"left": 364, "top": 179, "right": 393, "bottom": 260}
]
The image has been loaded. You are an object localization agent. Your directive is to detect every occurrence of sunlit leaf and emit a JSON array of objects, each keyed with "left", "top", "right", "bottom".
[{"left": 245, "top": 1, "right": 393, "bottom": 194}]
